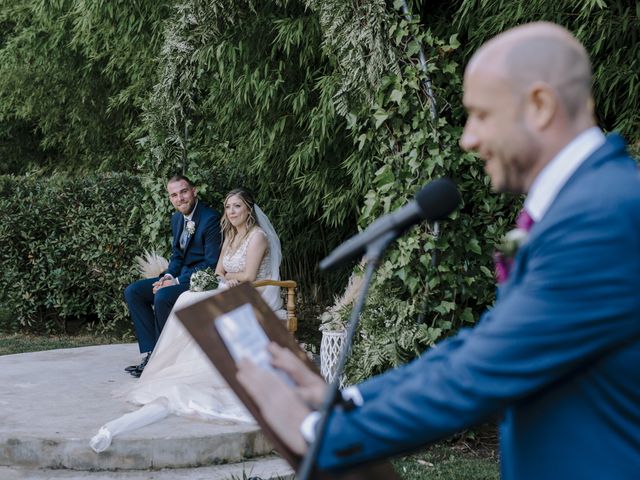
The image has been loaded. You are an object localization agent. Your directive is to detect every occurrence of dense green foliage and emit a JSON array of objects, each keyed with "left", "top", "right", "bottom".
[
  {"left": 0, "top": 174, "right": 148, "bottom": 333},
  {"left": 326, "top": 5, "right": 513, "bottom": 380},
  {"left": 137, "top": 0, "right": 361, "bottom": 300},
  {"left": 452, "top": 0, "right": 639, "bottom": 146},
  {"left": 0, "top": 0, "right": 172, "bottom": 174},
  {"left": 0, "top": 0, "right": 637, "bottom": 372}
]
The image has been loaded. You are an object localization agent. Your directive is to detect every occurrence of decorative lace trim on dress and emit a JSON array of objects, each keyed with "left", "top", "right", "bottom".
[{"left": 222, "top": 227, "right": 271, "bottom": 280}]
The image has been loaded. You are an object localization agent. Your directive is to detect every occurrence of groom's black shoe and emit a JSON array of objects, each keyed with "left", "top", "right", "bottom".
[
  {"left": 129, "top": 353, "right": 150, "bottom": 378},
  {"left": 125, "top": 352, "right": 151, "bottom": 375}
]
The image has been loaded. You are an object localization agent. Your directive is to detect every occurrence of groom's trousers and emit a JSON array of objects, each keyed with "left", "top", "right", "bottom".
[{"left": 124, "top": 278, "right": 189, "bottom": 353}]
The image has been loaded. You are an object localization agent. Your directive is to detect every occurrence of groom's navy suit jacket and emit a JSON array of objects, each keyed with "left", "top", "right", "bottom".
[
  {"left": 317, "top": 135, "right": 640, "bottom": 479},
  {"left": 165, "top": 201, "right": 221, "bottom": 285}
]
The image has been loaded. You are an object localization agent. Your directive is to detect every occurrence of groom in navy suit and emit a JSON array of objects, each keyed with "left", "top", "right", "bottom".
[
  {"left": 237, "top": 22, "right": 640, "bottom": 479},
  {"left": 124, "top": 174, "right": 221, "bottom": 376}
]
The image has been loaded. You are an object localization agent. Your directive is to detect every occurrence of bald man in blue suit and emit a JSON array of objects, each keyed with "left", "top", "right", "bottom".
[{"left": 237, "top": 22, "right": 640, "bottom": 480}]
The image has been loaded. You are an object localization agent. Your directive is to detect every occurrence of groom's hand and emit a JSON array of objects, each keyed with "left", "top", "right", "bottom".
[
  {"left": 152, "top": 275, "right": 176, "bottom": 293},
  {"left": 237, "top": 358, "right": 310, "bottom": 456}
]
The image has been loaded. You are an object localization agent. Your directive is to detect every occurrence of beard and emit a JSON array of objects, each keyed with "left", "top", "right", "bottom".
[{"left": 494, "top": 127, "right": 541, "bottom": 194}]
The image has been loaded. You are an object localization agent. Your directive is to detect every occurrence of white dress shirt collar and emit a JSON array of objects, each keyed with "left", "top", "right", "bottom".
[{"left": 524, "top": 127, "right": 605, "bottom": 223}]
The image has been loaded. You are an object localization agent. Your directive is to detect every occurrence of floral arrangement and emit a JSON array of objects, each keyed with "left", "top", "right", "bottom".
[
  {"left": 497, "top": 227, "right": 529, "bottom": 258},
  {"left": 186, "top": 220, "right": 196, "bottom": 235},
  {"left": 494, "top": 227, "right": 530, "bottom": 283},
  {"left": 319, "top": 270, "right": 363, "bottom": 332},
  {"left": 189, "top": 267, "right": 220, "bottom": 292}
]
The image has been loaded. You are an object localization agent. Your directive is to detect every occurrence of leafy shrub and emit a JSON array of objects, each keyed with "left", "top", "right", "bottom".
[
  {"left": 339, "top": 2, "right": 639, "bottom": 380},
  {"left": 137, "top": 0, "right": 358, "bottom": 305},
  {"left": 304, "top": 5, "right": 520, "bottom": 381},
  {"left": 0, "top": 173, "right": 148, "bottom": 333}
]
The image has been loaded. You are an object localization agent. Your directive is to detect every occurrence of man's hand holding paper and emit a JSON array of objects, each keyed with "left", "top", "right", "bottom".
[{"left": 237, "top": 345, "right": 314, "bottom": 456}]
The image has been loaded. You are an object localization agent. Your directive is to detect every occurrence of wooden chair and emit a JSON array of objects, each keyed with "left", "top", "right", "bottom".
[{"left": 252, "top": 279, "right": 298, "bottom": 334}]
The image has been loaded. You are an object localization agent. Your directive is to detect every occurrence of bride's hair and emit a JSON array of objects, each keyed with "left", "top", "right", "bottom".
[{"left": 221, "top": 188, "right": 257, "bottom": 247}]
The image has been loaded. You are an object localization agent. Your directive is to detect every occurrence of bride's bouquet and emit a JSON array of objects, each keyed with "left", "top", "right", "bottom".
[{"left": 189, "top": 267, "right": 220, "bottom": 292}]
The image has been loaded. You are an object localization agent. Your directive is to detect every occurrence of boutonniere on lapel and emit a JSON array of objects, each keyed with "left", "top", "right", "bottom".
[
  {"left": 494, "top": 209, "right": 535, "bottom": 284},
  {"left": 186, "top": 220, "right": 196, "bottom": 235},
  {"left": 499, "top": 227, "right": 529, "bottom": 257},
  {"left": 494, "top": 227, "right": 530, "bottom": 284}
]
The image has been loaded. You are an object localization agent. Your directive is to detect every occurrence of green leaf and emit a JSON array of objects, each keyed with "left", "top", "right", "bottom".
[
  {"left": 467, "top": 238, "right": 482, "bottom": 255},
  {"left": 374, "top": 110, "right": 390, "bottom": 129},
  {"left": 461, "top": 308, "right": 475, "bottom": 324},
  {"left": 480, "top": 265, "right": 494, "bottom": 278},
  {"left": 390, "top": 89, "right": 404, "bottom": 104},
  {"left": 449, "top": 34, "right": 461, "bottom": 50}
]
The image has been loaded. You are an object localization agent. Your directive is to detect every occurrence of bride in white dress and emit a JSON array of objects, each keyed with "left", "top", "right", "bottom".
[{"left": 90, "top": 188, "right": 284, "bottom": 452}]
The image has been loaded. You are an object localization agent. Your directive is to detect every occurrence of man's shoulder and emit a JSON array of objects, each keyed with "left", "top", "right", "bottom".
[
  {"left": 540, "top": 148, "right": 640, "bottom": 247},
  {"left": 556, "top": 138, "right": 639, "bottom": 208}
]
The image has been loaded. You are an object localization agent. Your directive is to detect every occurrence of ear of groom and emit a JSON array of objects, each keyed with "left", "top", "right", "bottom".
[{"left": 167, "top": 174, "right": 198, "bottom": 216}]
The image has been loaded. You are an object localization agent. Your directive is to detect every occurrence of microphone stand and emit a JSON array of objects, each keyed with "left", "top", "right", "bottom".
[{"left": 297, "top": 230, "right": 398, "bottom": 480}]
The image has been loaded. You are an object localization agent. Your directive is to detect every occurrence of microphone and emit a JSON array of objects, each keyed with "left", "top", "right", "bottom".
[{"left": 319, "top": 178, "right": 460, "bottom": 271}]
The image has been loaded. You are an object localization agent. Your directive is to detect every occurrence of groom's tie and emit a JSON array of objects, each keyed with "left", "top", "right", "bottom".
[
  {"left": 179, "top": 217, "right": 189, "bottom": 251},
  {"left": 515, "top": 208, "right": 534, "bottom": 232},
  {"left": 495, "top": 208, "right": 534, "bottom": 283}
]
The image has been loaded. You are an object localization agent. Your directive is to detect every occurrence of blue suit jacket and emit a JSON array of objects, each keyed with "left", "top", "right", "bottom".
[
  {"left": 165, "top": 201, "right": 221, "bottom": 285},
  {"left": 317, "top": 135, "right": 640, "bottom": 479}
]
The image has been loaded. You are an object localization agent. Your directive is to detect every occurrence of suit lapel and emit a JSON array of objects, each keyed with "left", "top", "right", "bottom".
[
  {"left": 172, "top": 213, "right": 183, "bottom": 250},
  {"left": 552, "top": 133, "right": 626, "bottom": 199},
  {"left": 499, "top": 134, "right": 627, "bottom": 297},
  {"left": 183, "top": 201, "right": 201, "bottom": 252}
]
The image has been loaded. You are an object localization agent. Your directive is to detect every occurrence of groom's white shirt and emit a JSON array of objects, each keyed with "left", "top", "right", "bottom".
[{"left": 165, "top": 199, "right": 199, "bottom": 285}]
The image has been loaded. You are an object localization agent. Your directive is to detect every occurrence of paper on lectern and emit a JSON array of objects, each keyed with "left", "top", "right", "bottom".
[{"left": 215, "top": 303, "right": 294, "bottom": 387}]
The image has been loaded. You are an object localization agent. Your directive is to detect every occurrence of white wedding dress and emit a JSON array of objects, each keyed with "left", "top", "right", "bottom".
[{"left": 90, "top": 219, "right": 284, "bottom": 452}]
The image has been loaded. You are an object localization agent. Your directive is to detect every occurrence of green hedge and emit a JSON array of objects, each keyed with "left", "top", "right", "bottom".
[
  {"left": 0, "top": 169, "right": 341, "bottom": 336},
  {"left": 0, "top": 173, "right": 148, "bottom": 333}
]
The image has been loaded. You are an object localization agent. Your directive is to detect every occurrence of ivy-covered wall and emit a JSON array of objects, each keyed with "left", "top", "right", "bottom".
[
  {"left": 343, "top": 0, "right": 640, "bottom": 379},
  {"left": 326, "top": 8, "right": 517, "bottom": 381}
]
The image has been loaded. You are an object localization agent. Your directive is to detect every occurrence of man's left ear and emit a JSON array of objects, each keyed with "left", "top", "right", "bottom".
[{"left": 525, "top": 81, "right": 556, "bottom": 130}]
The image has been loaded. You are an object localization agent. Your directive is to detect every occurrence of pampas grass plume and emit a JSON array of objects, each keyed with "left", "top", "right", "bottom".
[{"left": 134, "top": 249, "right": 169, "bottom": 279}]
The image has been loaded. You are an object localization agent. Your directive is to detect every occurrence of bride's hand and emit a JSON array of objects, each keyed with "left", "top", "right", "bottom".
[
  {"left": 267, "top": 342, "right": 327, "bottom": 409},
  {"left": 225, "top": 278, "right": 239, "bottom": 287}
]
